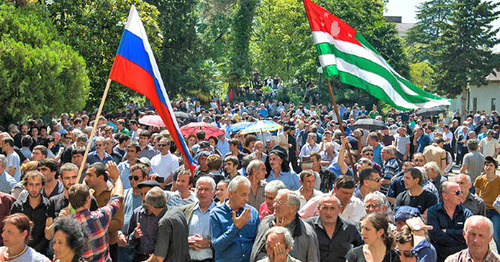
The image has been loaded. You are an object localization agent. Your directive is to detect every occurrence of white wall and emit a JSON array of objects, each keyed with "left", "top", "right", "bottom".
[{"left": 450, "top": 82, "right": 500, "bottom": 113}]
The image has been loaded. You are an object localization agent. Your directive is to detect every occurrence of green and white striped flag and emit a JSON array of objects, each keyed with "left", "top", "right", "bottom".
[{"left": 303, "top": 0, "right": 451, "bottom": 110}]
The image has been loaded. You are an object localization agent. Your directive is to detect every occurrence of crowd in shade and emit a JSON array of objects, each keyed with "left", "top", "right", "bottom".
[{"left": 0, "top": 97, "right": 499, "bottom": 262}]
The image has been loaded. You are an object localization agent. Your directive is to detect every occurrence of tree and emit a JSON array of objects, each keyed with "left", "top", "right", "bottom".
[
  {"left": 433, "top": 0, "right": 499, "bottom": 116},
  {"left": 405, "top": 0, "right": 456, "bottom": 64},
  {"left": 250, "top": 0, "right": 410, "bottom": 106},
  {"left": 45, "top": 0, "right": 161, "bottom": 111},
  {"left": 227, "top": 0, "right": 258, "bottom": 94},
  {"left": 145, "top": 0, "right": 215, "bottom": 100},
  {"left": 0, "top": 2, "right": 89, "bottom": 124}
]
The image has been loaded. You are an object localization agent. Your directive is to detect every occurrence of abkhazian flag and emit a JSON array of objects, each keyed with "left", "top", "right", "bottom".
[
  {"left": 303, "top": 0, "right": 451, "bottom": 110},
  {"left": 109, "top": 5, "right": 195, "bottom": 172}
]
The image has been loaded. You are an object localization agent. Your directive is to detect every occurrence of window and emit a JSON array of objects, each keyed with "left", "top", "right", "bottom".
[
  {"left": 492, "top": 98, "right": 496, "bottom": 111},
  {"left": 473, "top": 98, "right": 477, "bottom": 113}
]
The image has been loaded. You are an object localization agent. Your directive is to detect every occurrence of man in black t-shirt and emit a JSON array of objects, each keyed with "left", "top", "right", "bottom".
[
  {"left": 395, "top": 167, "right": 438, "bottom": 215},
  {"left": 45, "top": 163, "right": 98, "bottom": 241}
]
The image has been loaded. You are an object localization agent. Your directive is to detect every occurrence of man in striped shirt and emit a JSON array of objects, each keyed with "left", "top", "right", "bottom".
[{"left": 69, "top": 162, "right": 124, "bottom": 262}]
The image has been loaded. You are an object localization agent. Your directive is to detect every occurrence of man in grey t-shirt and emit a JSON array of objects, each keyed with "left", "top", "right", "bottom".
[{"left": 460, "top": 139, "right": 485, "bottom": 183}]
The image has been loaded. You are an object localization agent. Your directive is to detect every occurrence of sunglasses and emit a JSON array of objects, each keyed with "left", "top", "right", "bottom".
[
  {"left": 369, "top": 177, "right": 381, "bottom": 183},
  {"left": 453, "top": 190, "right": 463, "bottom": 196},
  {"left": 396, "top": 249, "right": 415, "bottom": 258},
  {"left": 364, "top": 152, "right": 374, "bottom": 156},
  {"left": 129, "top": 176, "right": 140, "bottom": 181},
  {"left": 365, "top": 203, "right": 381, "bottom": 209},
  {"left": 158, "top": 144, "right": 169, "bottom": 147},
  {"left": 360, "top": 160, "right": 373, "bottom": 166}
]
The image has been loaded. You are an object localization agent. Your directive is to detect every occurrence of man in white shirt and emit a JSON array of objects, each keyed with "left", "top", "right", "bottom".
[
  {"left": 150, "top": 138, "right": 179, "bottom": 188},
  {"left": 478, "top": 131, "right": 499, "bottom": 158}
]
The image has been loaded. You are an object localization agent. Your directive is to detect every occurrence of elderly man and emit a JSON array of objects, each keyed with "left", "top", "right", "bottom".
[
  {"left": 445, "top": 216, "right": 500, "bottom": 262},
  {"left": 250, "top": 189, "right": 319, "bottom": 262},
  {"left": 259, "top": 180, "right": 287, "bottom": 219},
  {"left": 0, "top": 155, "right": 17, "bottom": 194},
  {"left": 424, "top": 161, "right": 447, "bottom": 193},
  {"left": 454, "top": 174, "right": 485, "bottom": 216},
  {"left": 87, "top": 136, "right": 114, "bottom": 165},
  {"left": 266, "top": 150, "right": 301, "bottom": 191},
  {"left": 210, "top": 176, "right": 260, "bottom": 262},
  {"left": 299, "top": 133, "right": 319, "bottom": 158},
  {"left": 182, "top": 176, "right": 217, "bottom": 261},
  {"left": 427, "top": 181, "right": 473, "bottom": 262},
  {"left": 306, "top": 195, "right": 362, "bottom": 262},
  {"left": 247, "top": 159, "right": 268, "bottom": 210},
  {"left": 256, "top": 227, "right": 301, "bottom": 262},
  {"left": 140, "top": 187, "right": 189, "bottom": 262},
  {"left": 380, "top": 146, "right": 400, "bottom": 194}
]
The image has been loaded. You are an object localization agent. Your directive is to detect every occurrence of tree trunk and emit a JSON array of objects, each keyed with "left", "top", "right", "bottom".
[{"left": 461, "top": 86, "right": 468, "bottom": 119}]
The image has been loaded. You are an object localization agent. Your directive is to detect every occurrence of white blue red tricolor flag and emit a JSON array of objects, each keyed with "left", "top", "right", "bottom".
[{"left": 109, "top": 5, "right": 195, "bottom": 172}]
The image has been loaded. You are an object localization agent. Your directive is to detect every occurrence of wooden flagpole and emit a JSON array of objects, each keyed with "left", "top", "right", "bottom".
[
  {"left": 325, "top": 78, "right": 359, "bottom": 182},
  {"left": 76, "top": 79, "right": 113, "bottom": 184}
]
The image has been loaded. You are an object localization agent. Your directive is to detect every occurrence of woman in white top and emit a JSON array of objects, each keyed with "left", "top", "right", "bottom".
[{"left": 0, "top": 213, "right": 50, "bottom": 262}]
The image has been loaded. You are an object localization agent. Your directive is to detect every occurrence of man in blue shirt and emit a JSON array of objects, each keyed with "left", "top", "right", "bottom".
[
  {"left": 87, "top": 137, "right": 114, "bottom": 165},
  {"left": 266, "top": 151, "right": 301, "bottom": 190},
  {"left": 0, "top": 155, "right": 16, "bottom": 194},
  {"left": 118, "top": 164, "right": 147, "bottom": 262},
  {"left": 427, "top": 181, "right": 472, "bottom": 262},
  {"left": 367, "top": 132, "right": 384, "bottom": 166},
  {"left": 210, "top": 176, "right": 260, "bottom": 262},
  {"left": 413, "top": 127, "right": 432, "bottom": 153}
]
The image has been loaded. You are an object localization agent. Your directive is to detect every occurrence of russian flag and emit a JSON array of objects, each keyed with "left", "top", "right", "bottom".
[{"left": 109, "top": 5, "right": 195, "bottom": 172}]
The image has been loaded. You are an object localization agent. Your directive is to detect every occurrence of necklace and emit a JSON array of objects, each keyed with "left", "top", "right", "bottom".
[{"left": 4, "top": 245, "right": 28, "bottom": 261}]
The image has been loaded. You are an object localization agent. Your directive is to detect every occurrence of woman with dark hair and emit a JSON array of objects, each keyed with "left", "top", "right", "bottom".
[
  {"left": 0, "top": 213, "right": 50, "bottom": 261},
  {"left": 346, "top": 212, "right": 400, "bottom": 262},
  {"left": 52, "top": 216, "right": 88, "bottom": 262}
]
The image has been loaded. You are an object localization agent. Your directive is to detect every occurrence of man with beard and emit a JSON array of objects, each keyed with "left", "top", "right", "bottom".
[{"left": 10, "top": 170, "right": 49, "bottom": 254}]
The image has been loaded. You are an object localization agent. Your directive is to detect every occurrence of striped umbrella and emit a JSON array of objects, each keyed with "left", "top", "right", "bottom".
[
  {"left": 226, "top": 121, "right": 253, "bottom": 133},
  {"left": 240, "top": 120, "right": 282, "bottom": 135}
]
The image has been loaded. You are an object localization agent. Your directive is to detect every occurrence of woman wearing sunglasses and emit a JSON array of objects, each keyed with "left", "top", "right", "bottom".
[{"left": 395, "top": 217, "right": 437, "bottom": 262}]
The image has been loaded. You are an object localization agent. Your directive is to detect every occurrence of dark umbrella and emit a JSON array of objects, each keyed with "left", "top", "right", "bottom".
[
  {"left": 174, "top": 111, "right": 196, "bottom": 121},
  {"left": 416, "top": 107, "right": 445, "bottom": 117},
  {"left": 352, "top": 118, "right": 386, "bottom": 131}
]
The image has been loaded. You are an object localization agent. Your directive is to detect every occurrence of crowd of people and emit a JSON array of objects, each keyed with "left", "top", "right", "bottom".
[{"left": 0, "top": 97, "right": 499, "bottom": 262}]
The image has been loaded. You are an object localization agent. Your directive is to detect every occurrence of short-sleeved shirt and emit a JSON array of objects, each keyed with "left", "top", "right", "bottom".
[
  {"left": 266, "top": 170, "right": 301, "bottom": 191},
  {"left": 474, "top": 174, "right": 500, "bottom": 209},
  {"left": 463, "top": 151, "right": 485, "bottom": 182},
  {"left": 0, "top": 171, "right": 17, "bottom": 194},
  {"left": 7, "top": 151, "right": 21, "bottom": 182},
  {"left": 395, "top": 189, "right": 438, "bottom": 214}
]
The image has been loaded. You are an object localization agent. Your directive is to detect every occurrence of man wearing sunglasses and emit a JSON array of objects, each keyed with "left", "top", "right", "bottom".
[
  {"left": 354, "top": 168, "right": 392, "bottom": 217},
  {"left": 118, "top": 164, "right": 148, "bottom": 261},
  {"left": 151, "top": 138, "right": 179, "bottom": 189},
  {"left": 427, "top": 181, "right": 473, "bottom": 262}
]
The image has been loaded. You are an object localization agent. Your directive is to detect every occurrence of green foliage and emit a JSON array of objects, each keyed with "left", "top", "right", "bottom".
[
  {"left": 405, "top": 0, "right": 456, "bottom": 63},
  {"left": 227, "top": 0, "right": 258, "bottom": 91},
  {"left": 250, "top": 0, "right": 409, "bottom": 107},
  {"left": 432, "top": 0, "right": 500, "bottom": 98},
  {"left": 145, "top": 0, "right": 212, "bottom": 99},
  {"left": 0, "top": 2, "right": 89, "bottom": 124},
  {"left": 45, "top": 0, "right": 161, "bottom": 111},
  {"left": 409, "top": 62, "right": 434, "bottom": 89}
]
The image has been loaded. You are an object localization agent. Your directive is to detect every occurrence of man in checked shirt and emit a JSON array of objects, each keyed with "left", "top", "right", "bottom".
[{"left": 68, "top": 162, "right": 124, "bottom": 262}]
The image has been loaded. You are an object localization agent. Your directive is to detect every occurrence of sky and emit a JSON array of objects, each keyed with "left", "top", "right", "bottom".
[{"left": 384, "top": 0, "right": 500, "bottom": 52}]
